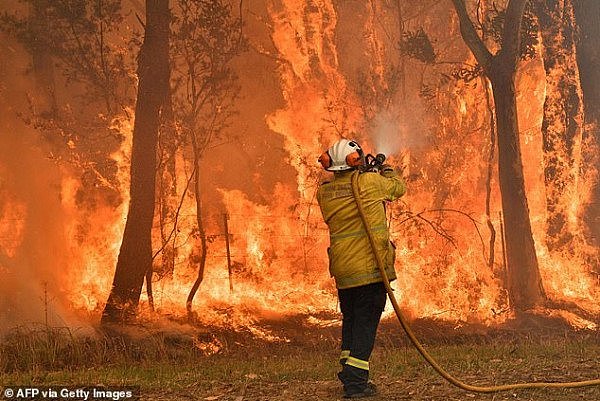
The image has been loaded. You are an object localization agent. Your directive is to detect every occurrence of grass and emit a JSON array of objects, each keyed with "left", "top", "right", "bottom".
[{"left": 2, "top": 322, "right": 600, "bottom": 400}]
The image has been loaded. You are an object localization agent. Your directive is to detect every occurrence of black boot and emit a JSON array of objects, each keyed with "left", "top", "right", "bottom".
[
  {"left": 343, "top": 382, "right": 377, "bottom": 398},
  {"left": 338, "top": 365, "right": 373, "bottom": 398}
]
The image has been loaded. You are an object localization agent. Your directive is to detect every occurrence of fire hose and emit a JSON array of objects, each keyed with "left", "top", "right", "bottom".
[{"left": 349, "top": 170, "right": 600, "bottom": 393}]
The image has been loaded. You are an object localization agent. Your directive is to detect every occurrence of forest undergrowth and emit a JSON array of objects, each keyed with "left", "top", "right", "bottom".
[{"left": 2, "top": 314, "right": 600, "bottom": 400}]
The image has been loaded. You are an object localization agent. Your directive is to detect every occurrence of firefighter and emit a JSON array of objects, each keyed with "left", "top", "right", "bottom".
[{"left": 317, "top": 138, "right": 406, "bottom": 398}]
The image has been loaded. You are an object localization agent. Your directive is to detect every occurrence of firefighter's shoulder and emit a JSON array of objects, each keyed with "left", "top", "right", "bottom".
[{"left": 357, "top": 171, "right": 381, "bottom": 182}]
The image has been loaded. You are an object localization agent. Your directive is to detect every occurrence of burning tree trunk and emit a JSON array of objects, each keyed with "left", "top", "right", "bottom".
[
  {"left": 535, "top": 0, "right": 584, "bottom": 252},
  {"left": 451, "top": 0, "right": 546, "bottom": 309},
  {"left": 102, "top": 0, "right": 170, "bottom": 323},
  {"left": 572, "top": 0, "right": 600, "bottom": 256}
]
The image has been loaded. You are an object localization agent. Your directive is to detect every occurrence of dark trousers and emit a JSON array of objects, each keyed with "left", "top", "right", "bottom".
[{"left": 337, "top": 281, "right": 387, "bottom": 394}]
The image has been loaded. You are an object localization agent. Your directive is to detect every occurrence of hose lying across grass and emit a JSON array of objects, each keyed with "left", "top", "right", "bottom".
[{"left": 350, "top": 171, "right": 600, "bottom": 393}]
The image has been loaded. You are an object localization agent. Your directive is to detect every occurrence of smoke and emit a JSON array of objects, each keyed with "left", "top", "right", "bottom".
[
  {"left": 370, "top": 111, "right": 404, "bottom": 156},
  {"left": 0, "top": 117, "right": 86, "bottom": 333},
  {"left": 0, "top": 38, "right": 91, "bottom": 335},
  {"left": 368, "top": 102, "right": 430, "bottom": 159}
]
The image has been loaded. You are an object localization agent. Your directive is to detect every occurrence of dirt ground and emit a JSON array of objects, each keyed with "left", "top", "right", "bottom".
[{"left": 141, "top": 375, "right": 600, "bottom": 401}]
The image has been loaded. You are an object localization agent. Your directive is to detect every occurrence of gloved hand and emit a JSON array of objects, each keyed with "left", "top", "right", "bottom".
[{"left": 379, "top": 164, "right": 397, "bottom": 177}]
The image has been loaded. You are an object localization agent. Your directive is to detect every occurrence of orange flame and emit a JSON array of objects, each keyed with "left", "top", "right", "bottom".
[{"left": 1, "top": 1, "right": 599, "bottom": 333}]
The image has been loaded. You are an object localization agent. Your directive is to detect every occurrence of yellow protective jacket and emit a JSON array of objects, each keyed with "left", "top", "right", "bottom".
[{"left": 317, "top": 168, "right": 406, "bottom": 289}]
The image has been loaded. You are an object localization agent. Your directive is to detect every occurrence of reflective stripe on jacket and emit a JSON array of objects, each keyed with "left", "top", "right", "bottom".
[{"left": 317, "top": 168, "right": 406, "bottom": 289}]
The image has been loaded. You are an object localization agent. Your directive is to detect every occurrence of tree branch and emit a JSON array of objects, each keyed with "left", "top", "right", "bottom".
[
  {"left": 397, "top": 208, "right": 488, "bottom": 263},
  {"left": 449, "top": 0, "right": 493, "bottom": 70},
  {"left": 500, "top": 0, "right": 528, "bottom": 65}
]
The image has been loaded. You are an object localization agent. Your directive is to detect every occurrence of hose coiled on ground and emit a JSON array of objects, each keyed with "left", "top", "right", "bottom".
[{"left": 350, "top": 170, "right": 600, "bottom": 393}]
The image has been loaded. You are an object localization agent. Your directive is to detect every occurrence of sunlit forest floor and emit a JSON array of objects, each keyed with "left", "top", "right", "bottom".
[{"left": 2, "top": 314, "right": 600, "bottom": 400}]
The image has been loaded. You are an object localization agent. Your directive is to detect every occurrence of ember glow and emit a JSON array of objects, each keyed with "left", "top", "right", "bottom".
[{"left": 0, "top": 0, "right": 599, "bottom": 333}]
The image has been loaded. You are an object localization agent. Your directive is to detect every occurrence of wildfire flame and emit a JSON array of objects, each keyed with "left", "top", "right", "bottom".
[{"left": 0, "top": 1, "right": 598, "bottom": 334}]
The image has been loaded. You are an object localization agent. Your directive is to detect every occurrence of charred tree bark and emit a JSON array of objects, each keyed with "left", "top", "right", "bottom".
[
  {"left": 572, "top": 0, "right": 600, "bottom": 255},
  {"left": 451, "top": 0, "right": 546, "bottom": 310},
  {"left": 489, "top": 64, "right": 546, "bottom": 308},
  {"left": 535, "top": 0, "right": 583, "bottom": 252},
  {"left": 102, "top": 0, "right": 170, "bottom": 323}
]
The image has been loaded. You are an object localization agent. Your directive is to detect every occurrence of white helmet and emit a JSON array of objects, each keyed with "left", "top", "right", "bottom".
[{"left": 318, "top": 139, "right": 363, "bottom": 171}]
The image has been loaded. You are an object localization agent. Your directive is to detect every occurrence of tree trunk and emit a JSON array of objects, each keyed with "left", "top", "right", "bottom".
[
  {"left": 451, "top": 0, "right": 546, "bottom": 310},
  {"left": 572, "top": 0, "right": 600, "bottom": 255},
  {"left": 490, "top": 62, "right": 546, "bottom": 309},
  {"left": 573, "top": 0, "right": 600, "bottom": 124},
  {"left": 157, "top": 90, "right": 178, "bottom": 278},
  {"left": 535, "top": 0, "right": 583, "bottom": 251},
  {"left": 482, "top": 77, "right": 497, "bottom": 269},
  {"left": 185, "top": 133, "right": 208, "bottom": 315},
  {"left": 102, "top": 0, "right": 170, "bottom": 323}
]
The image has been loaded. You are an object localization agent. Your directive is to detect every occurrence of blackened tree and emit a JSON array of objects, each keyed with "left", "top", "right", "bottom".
[
  {"left": 450, "top": 0, "right": 546, "bottom": 310},
  {"left": 102, "top": 0, "right": 170, "bottom": 323}
]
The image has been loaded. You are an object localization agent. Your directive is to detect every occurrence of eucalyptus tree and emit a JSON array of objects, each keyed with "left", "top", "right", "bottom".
[
  {"left": 450, "top": 0, "right": 546, "bottom": 309},
  {"left": 102, "top": 0, "right": 170, "bottom": 322}
]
